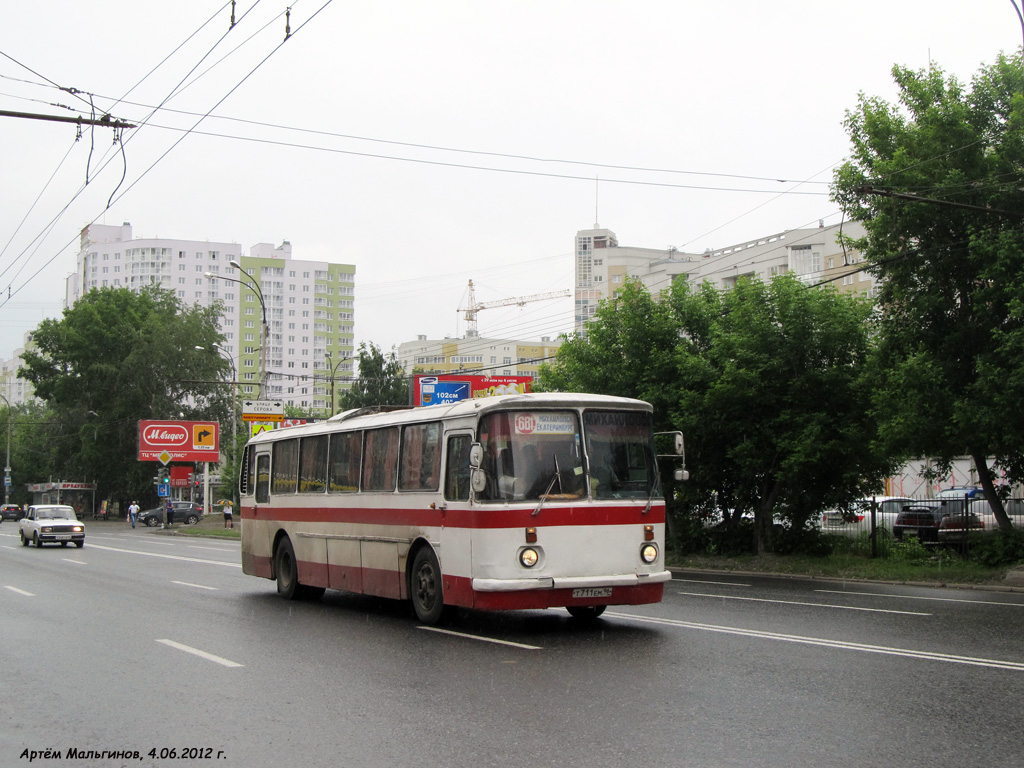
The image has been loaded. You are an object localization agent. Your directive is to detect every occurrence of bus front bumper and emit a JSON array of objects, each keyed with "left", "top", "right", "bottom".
[{"left": 472, "top": 570, "right": 671, "bottom": 593}]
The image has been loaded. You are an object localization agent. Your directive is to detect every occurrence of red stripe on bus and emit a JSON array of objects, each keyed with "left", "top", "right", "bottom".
[{"left": 239, "top": 503, "right": 665, "bottom": 527}]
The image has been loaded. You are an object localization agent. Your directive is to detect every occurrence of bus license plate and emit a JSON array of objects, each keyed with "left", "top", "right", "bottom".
[
  {"left": 54, "top": 535, "right": 72, "bottom": 540},
  {"left": 572, "top": 587, "right": 612, "bottom": 599}
]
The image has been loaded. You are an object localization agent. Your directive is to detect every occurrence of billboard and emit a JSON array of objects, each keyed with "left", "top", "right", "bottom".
[
  {"left": 413, "top": 374, "right": 532, "bottom": 407},
  {"left": 138, "top": 420, "right": 220, "bottom": 463}
]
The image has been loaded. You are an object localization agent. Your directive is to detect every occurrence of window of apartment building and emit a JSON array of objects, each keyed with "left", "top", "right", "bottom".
[
  {"left": 178, "top": 278, "right": 186, "bottom": 285},
  {"left": 791, "top": 245, "right": 821, "bottom": 274},
  {"left": 179, "top": 264, "right": 186, "bottom": 272}
]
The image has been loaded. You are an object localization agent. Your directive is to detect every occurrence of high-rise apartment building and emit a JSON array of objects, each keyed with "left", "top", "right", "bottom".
[{"left": 64, "top": 222, "right": 356, "bottom": 411}]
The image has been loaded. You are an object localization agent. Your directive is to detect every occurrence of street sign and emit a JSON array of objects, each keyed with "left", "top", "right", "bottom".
[
  {"left": 242, "top": 399, "right": 284, "bottom": 422},
  {"left": 157, "top": 484, "right": 169, "bottom": 497}
]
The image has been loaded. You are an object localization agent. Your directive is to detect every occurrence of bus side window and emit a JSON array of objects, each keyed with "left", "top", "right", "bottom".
[
  {"left": 239, "top": 445, "right": 252, "bottom": 497},
  {"left": 399, "top": 422, "right": 442, "bottom": 492},
  {"left": 272, "top": 438, "right": 299, "bottom": 495},
  {"left": 328, "top": 431, "right": 361, "bottom": 492},
  {"left": 298, "top": 435, "right": 328, "bottom": 493},
  {"left": 255, "top": 454, "right": 270, "bottom": 504},
  {"left": 363, "top": 427, "right": 400, "bottom": 492},
  {"left": 444, "top": 435, "right": 472, "bottom": 502}
]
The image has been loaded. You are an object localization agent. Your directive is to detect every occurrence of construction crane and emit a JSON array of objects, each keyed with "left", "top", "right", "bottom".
[{"left": 460, "top": 279, "right": 570, "bottom": 337}]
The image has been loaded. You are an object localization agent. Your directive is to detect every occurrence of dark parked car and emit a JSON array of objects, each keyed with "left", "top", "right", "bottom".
[
  {"left": 893, "top": 504, "right": 949, "bottom": 542},
  {"left": 0, "top": 503, "right": 24, "bottom": 522},
  {"left": 137, "top": 501, "right": 204, "bottom": 527}
]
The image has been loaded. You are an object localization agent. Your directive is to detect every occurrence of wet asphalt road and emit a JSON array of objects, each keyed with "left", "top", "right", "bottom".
[{"left": 2, "top": 521, "right": 1023, "bottom": 768}]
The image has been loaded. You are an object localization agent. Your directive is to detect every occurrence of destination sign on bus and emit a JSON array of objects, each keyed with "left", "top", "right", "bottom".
[{"left": 514, "top": 412, "right": 575, "bottom": 435}]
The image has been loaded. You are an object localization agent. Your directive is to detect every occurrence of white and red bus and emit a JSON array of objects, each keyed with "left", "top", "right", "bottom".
[{"left": 239, "top": 392, "right": 685, "bottom": 623}]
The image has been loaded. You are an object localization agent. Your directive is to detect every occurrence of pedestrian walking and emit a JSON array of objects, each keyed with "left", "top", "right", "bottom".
[
  {"left": 163, "top": 497, "right": 173, "bottom": 528},
  {"left": 128, "top": 500, "right": 139, "bottom": 529},
  {"left": 223, "top": 500, "right": 234, "bottom": 529}
]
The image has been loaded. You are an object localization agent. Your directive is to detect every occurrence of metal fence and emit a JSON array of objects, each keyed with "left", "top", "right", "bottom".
[{"left": 819, "top": 494, "right": 1024, "bottom": 557}]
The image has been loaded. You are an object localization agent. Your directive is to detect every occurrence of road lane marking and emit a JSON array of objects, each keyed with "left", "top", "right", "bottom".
[
  {"left": 4, "top": 585, "right": 35, "bottom": 597},
  {"left": 172, "top": 581, "right": 219, "bottom": 591},
  {"left": 608, "top": 612, "right": 1024, "bottom": 671},
  {"left": 815, "top": 589, "right": 1024, "bottom": 607},
  {"left": 156, "top": 639, "right": 243, "bottom": 667},
  {"left": 674, "top": 578, "right": 752, "bottom": 587},
  {"left": 62, "top": 559, "right": 87, "bottom": 565},
  {"left": 83, "top": 542, "right": 241, "bottom": 568},
  {"left": 188, "top": 545, "right": 238, "bottom": 552},
  {"left": 418, "top": 626, "right": 542, "bottom": 650},
  {"left": 676, "top": 590, "right": 930, "bottom": 616}
]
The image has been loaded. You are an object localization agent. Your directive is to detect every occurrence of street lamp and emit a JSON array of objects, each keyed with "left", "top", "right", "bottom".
[
  {"left": 204, "top": 263, "right": 268, "bottom": 398},
  {"left": 324, "top": 352, "right": 350, "bottom": 417},
  {"left": 0, "top": 393, "right": 10, "bottom": 505},
  {"left": 195, "top": 344, "right": 237, "bottom": 471}
]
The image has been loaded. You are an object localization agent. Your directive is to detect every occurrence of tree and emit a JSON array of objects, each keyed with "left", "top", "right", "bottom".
[
  {"left": 18, "top": 286, "right": 230, "bottom": 506},
  {"left": 337, "top": 342, "right": 409, "bottom": 411},
  {"left": 542, "top": 276, "right": 885, "bottom": 553},
  {"left": 832, "top": 54, "right": 1024, "bottom": 531}
]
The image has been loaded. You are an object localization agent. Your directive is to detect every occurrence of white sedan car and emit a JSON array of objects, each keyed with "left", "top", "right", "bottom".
[{"left": 19, "top": 505, "right": 85, "bottom": 548}]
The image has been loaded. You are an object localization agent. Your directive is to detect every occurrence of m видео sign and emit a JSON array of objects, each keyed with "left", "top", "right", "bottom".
[{"left": 138, "top": 421, "right": 220, "bottom": 463}]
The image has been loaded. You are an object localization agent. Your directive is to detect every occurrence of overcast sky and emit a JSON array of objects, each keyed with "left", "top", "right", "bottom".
[{"left": 1, "top": 1, "right": 1020, "bottom": 360}]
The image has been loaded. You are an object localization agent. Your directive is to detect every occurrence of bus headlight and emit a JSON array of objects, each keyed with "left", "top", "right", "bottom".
[
  {"left": 519, "top": 548, "right": 539, "bottom": 568},
  {"left": 640, "top": 543, "right": 659, "bottom": 564}
]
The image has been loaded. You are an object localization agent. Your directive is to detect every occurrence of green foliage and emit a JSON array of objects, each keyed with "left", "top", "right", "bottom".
[
  {"left": 337, "top": 342, "right": 409, "bottom": 411},
  {"left": 965, "top": 530, "right": 1024, "bottom": 568},
  {"left": 544, "top": 275, "right": 889, "bottom": 554},
  {"left": 17, "top": 286, "right": 230, "bottom": 506},
  {"left": 832, "top": 53, "right": 1024, "bottom": 530}
]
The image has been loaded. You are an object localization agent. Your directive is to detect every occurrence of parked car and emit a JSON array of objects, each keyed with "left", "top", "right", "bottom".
[
  {"left": 935, "top": 487, "right": 983, "bottom": 500},
  {"left": 893, "top": 504, "right": 950, "bottom": 542},
  {"left": 938, "top": 499, "right": 1024, "bottom": 547},
  {"left": 19, "top": 504, "right": 85, "bottom": 548},
  {"left": 0, "top": 503, "right": 24, "bottom": 522},
  {"left": 820, "top": 497, "right": 925, "bottom": 537},
  {"left": 137, "top": 501, "right": 204, "bottom": 527}
]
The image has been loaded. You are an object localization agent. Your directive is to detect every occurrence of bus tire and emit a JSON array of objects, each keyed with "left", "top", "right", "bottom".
[
  {"left": 410, "top": 546, "right": 446, "bottom": 625},
  {"left": 275, "top": 536, "right": 324, "bottom": 601},
  {"left": 566, "top": 605, "right": 606, "bottom": 621},
  {"left": 275, "top": 536, "right": 302, "bottom": 600}
]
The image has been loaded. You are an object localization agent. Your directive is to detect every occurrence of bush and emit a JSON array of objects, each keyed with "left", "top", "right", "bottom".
[{"left": 965, "top": 529, "right": 1024, "bottom": 568}]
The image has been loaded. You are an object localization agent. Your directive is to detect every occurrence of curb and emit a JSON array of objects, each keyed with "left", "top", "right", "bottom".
[{"left": 669, "top": 566, "right": 1024, "bottom": 594}]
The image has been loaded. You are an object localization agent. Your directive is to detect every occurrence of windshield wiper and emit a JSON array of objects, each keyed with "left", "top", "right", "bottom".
[
  {"left": 642, "top": 465, "right": 662, "bottom": 515},
  {"left": 532, "top": 455, "right": 562, "bottom": 517}
]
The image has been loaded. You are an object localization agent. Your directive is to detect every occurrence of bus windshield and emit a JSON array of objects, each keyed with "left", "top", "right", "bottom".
[
  {"left": 477, "top": 410, "right": 585, "bottom": 501},
  {"left": 475, "top": 409, "right": 658, "bottom": 502},
  {"left": 583, "top": 410, "right": 658, "bottom": 500}
]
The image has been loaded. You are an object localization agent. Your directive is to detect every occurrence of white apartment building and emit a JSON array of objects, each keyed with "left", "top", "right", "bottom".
[
  {"left": 397, "top": 334, "right": 562, "bottom": 381},
  {"left": 62, "top": 222, "right": 356, "bottom": 412},
  {"left": 573, "top": 221, "right": 873, "bottom": 332}
]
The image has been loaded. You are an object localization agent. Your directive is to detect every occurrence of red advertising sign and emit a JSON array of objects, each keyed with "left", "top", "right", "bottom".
[
  {"left": 138, "top": 420, "right": 220, "bottom": 463},
  {"left": 413, "top": 374, "right": 532, "bottom": 407}
]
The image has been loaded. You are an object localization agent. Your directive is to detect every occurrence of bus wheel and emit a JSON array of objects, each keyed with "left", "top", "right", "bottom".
[
  {"left": 275, "top": 537, "right": 301, "bottom": 600},
  {"left": 275, "top": 537, "right": 324, "bottom": 601},
  {"left": 567, "top": 605, "right": 606, "bottom": 621},
  {"left": 411, "top": 547, "right": 445, "bottom": 624}
]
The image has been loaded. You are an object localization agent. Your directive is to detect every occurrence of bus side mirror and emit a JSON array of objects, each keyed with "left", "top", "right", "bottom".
[
  {"left": 469, "top": 443, "right": 487, "bottom": 494},
  {"left": 675, "top": 468, "right": 689, "bottom": 482},
  {"left": 674, "top": 433, "right": 684, "bottom": 456}
]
